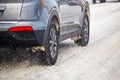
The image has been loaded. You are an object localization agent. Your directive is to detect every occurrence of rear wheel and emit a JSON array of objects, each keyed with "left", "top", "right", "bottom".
[
  {"left": 75, "top": 14, "right": 89, "bottom": 46},
  {"left": 31, "top": 20, "right": 59, "bottom": 65},
  {"left": 43, "top": 21, "right": 59, "bottom": 65}
]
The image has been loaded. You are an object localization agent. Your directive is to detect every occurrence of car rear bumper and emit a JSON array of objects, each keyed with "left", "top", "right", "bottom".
[
  {"left": 0, "top": 21, "right": 46, "bottom": 47},
  {"left": 0, "top": 30, "right": 45, "bottom": 47}
]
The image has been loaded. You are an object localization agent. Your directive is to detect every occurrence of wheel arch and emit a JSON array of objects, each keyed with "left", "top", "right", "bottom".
[
  {"left": 47, "top": 7, "right": 60, "bottom": 34},
  {"left": 81, "top": 2, "right": 90, "bottom": 29},
  {"left": 84, "top": 2, "right": 90, "bottom": 21},
  {"left": 43, "top": 8, "right": 60, "bottom": 46},
  {"left": 52, "top": 15, "right": 60, "bottom": 37}
]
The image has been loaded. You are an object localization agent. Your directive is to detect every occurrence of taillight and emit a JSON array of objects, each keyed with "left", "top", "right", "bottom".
[{"left": 8, "top": 26, "right": 33, "bottom": 32}]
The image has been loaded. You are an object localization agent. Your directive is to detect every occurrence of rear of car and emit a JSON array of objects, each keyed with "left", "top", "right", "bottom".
[
  {"left": 0, "top": 0, "right": 45, "bottom": 47},
  {"left": 0, "top": 0, "right": 91, "bottom": 65}
]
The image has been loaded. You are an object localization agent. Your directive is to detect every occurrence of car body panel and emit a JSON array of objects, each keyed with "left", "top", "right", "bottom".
[{"left": 0, "top": 0, "right": 90, "bottom": 47}]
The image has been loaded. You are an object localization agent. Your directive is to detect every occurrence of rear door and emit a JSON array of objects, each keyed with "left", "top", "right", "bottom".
[
  {"left": 67, "top": 0, "right": 83, "bottom": 32},
  {"left": 57, "top": 0, "right": 70, "bottom": 36},
  {"left": 0, "top": 0, "right": 23, "bottom": 21}
]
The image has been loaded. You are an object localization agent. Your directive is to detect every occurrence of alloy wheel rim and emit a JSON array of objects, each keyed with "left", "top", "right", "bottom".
[{"left": 49, "top": 28, "right": 57, "bottom": 58}]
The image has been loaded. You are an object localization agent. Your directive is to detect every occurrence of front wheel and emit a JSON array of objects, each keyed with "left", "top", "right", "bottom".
[{"left": 75, "top": 15, "right": 89, "bottom": 46}]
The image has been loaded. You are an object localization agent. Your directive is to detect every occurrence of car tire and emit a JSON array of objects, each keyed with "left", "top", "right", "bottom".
[
  {"left": 75, "top": 14, "right": 89, "bottom": 47},
  {"left": 42, "top": 21, "right": 59, "bottom": 65}
]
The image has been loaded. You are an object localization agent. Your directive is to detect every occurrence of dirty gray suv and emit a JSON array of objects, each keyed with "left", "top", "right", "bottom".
[{"left": 0, "top": 0, "right": 90, "bottom": 65}]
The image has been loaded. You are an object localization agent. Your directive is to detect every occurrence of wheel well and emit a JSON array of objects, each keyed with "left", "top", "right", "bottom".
[
  {"left": 52, "top": 15, "right": 60, "bottom": 36},
  {"left": 85, "top": 4, "right": 90, "bottom": 21}
]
